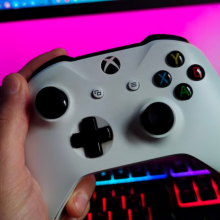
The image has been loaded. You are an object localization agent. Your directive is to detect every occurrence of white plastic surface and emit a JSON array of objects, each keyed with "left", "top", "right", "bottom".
[{"left": 25, "top": 39, "right": 220, "bottom": 220}]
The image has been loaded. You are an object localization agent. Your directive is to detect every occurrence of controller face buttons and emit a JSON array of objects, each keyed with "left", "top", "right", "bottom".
[
  {"left": 187, "top": 65, "right": 205, "bottom": 81},
  {"left": 153, "top": 71, "right": 172, "bottom": 88},
  {"left": 166, "top": 51, "right": 185, "bottom": 67},
  {"left": 71, "top": 117, "right": 113, "bottom": 158},
  {"left": 141, "top": 102, "right": 174, "bottom": 136},
  {"left": 101, "top": 56, "right": 121, "bottom": 74},
  {"left": 174, "top": 83, "right": 193, "bottom": 101},
  {"left": 35, "top": 87, "right": 68, "bottom": 119}
]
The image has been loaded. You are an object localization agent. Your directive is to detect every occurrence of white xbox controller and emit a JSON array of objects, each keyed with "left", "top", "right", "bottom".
[{"left": 25, "top": 34, "right": 220, "bottom": 220}]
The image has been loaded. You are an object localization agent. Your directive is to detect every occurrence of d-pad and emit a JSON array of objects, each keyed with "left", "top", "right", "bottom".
[{"left": 71, "top": 117, "right": 113, "bottom": 158}]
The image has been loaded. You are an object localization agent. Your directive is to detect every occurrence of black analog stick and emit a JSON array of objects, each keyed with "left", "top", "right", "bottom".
[
  {"left": 141, "top": 102, "right": 174, "bottom": 135},
  {"left": 35, "top": 87, "right": 68, "bottom": 119}
]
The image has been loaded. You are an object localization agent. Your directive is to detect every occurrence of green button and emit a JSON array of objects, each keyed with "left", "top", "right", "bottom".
[{"left": 174, "top": 83, "right": 193, "bottom": 100}]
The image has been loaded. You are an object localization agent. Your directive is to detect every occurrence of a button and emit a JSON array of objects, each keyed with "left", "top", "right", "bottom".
[
  {"left": 140, "top": 102, "right": 174, "bottom": 135},
  {"left": 199, "top": 186, "right": 217, "bottom": 201},
  {"left": 187, "top": 65, "right": 205, "bottom": 81},
  {"left": 153, "top": 71, "right": 172, "bottom": 88},
  {"left": 130, "top": 164, "right": 147, "bottom": 177},
  {"left": 127, "top": 80, "right": 140, "bottom": 91},
  {"left": 174, "top": 83, "right": 193, "bottom": 100},
  {"left": 92, "top": 88, "right": 104, "bottom": 99},
  {"left": 35, "top": 87, "right": 68, "bottom": 119},
  {"left": 95, "top": 171, "right": 112, "bottom": 181},
  {"left": 179, "top": 189, "right": 198, "bottom": 203},
  {"left": 70, "top": 117, "right": 113, "bottom": 158},
  {"left": 101, "top": 56, "right": 121, "bottom": 74},
  {"left": 172, "top": 161, "right": 188, "bottom": 173},
  {"left": 148, "top": 163, "right": 165, "bottom": 175},
  {"left": 166, "top": 51, "right": 185, "bottom": 67},
  {"left": 113, "top": 168, "right": 129, "bottom": 179}
]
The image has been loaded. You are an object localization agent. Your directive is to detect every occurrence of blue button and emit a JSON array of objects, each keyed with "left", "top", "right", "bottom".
[{"left": 153, "top": 70, "right": 172, "bottom": 88}]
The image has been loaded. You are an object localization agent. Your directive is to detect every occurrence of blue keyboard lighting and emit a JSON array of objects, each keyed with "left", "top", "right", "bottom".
[
  {"left": 96, "top": 171, "right": 168, "bottom": 186},
  {"left": 0, "top": 0, "right": 114, "bottom": 10}
]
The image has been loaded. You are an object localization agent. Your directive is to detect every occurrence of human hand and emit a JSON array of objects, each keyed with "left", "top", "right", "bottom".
[{"left": 0, "top": 49, "right": 96, "bottom": 220}]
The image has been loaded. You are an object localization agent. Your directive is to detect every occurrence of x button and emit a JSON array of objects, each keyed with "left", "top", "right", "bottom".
[{"left": 153, "top": 71, "right": 172, "bottom": 88}]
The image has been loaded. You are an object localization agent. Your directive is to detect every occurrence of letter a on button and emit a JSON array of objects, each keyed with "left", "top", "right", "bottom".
[
  {"left": 174, "top": 83, "right": 193, "bottom": 101},
  {"left": 180, "top": 85, "right": 190, "bottom": 97}
]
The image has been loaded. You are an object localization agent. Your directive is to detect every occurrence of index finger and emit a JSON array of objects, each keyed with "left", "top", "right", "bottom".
[{"left": 18, "top": 48, "right": 67, "bottom": 81}]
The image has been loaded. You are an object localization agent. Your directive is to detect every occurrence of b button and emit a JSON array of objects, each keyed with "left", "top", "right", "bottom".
[
  {"left": 166, "top": 51, "right": 185, "bottom": 67},
  {"left": 174, "top": 83, "right": 193, "bottom": 101},
  {"left": 153, "top": 71, "right": 172, "bottom": 88},
  {"left": 187, "top": 65, "right": 205, "bottom": 81}
]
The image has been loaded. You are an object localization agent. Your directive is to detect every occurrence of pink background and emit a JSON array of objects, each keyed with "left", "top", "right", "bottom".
[{"left": 0, "top": 3, "right": 220, "bottom": 84}]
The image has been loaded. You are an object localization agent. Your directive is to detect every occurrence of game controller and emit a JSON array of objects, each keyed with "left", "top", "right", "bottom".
[{"left": 25, "top": 34, "right": 220, "bottom": 220}]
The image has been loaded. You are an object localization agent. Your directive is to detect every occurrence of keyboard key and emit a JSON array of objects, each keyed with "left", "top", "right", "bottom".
[
  {"left": 151, "top": 206, "right": 175, "bottom": 220},
  {"left": 176, "top": 177, "right": 193, "bottom": 191},
  {"left": 113, "top": 168, "right": 129, "bottom": 179},
  {"left": 130, "top": 164, "right": 147, "bottom": 177},
  {"left": 205, "top": 212, "right": 220, "bottom": 220},
  {"left": 148, "top": 163, "right": 165, "bottom": 175},
  {"left": 132, "top": 208, "right": 149, "bottom": 220},
  {"left": 113, "top": 184, "right": 131, "bottom": 196},
  {"left": 96, "top": 171, "right": 112, "bottom": 181},
  {"left": 126, "top": 195, "right": 141, "bottom": 209},
  {"left": 179, "top": 189, "right": 197, "bottom": 203},
  {"left": 96, "top": 185, "right": 112, "bottom": 198},
  {"left": 195, "top": 175, "right": 212, "bottom": 188},
  {"left": 172, "top": 161, "right": 188, "bottom": 173},
  {"left": 199, "top": 186, "right": 217, "bottom": 201},
  {"left": 189, "top": 161, "right": 206, "bottom": 171},
  {"left": 90, "top": 198, "right": 102, "bottom": 212},
  {"left": 84, "top": 213, "right": 93, "bottom": 220}
]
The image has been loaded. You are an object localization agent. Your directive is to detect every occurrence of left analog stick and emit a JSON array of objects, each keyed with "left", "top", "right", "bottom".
[{"left": 35, "top": 87, "right": 68, "bottom": 119}]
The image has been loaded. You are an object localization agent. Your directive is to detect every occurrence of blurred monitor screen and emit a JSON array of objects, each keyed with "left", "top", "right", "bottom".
[{"left": 0, "top": 0, "right": 220, "bottom": 22}]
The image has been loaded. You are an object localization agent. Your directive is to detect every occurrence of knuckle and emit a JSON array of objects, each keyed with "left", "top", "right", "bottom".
[{"left": 53, "top": 48, "right": 67, "bottom": 57}]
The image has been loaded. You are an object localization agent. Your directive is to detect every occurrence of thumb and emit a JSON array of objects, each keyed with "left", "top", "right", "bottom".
[{"left": 0, "top": 73, "right": 30, "bottom": 181}]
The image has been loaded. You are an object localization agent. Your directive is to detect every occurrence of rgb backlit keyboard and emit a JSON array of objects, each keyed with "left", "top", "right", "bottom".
[{"left": 84, "top": 160, "right": 220, "bottom": 220}]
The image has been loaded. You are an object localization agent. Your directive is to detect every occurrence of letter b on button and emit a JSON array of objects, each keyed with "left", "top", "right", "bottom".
[{"left": 187, "top": 65, "right": 205, "bottom": 81}]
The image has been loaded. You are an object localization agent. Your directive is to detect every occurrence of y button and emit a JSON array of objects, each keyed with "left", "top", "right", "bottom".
[{"left": 166, "top": 51, "right": 185, "bottom": 67}]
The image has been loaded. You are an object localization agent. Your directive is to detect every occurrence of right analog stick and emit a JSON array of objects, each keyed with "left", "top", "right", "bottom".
[
  {"left": 141, "top": 102, "right": 174, "bottom": 136},
  {"left": 35, "top": 87, "right": 68, "bottom": 119}
]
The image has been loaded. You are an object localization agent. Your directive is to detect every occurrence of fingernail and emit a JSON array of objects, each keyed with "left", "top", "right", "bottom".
[
  {"left": 74, "top": 192, "right": 89, "bottom": 214},
  {"left": 2, "top": 75, "right": 20, "bottom": 95}
]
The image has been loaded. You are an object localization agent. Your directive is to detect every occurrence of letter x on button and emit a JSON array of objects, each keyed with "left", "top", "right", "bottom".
[
  {"left": 70, "top": 117, "right": 113, "bottom": 158},
  {"left": 153, "top": 71, "right": 172, "bottom": 88}
]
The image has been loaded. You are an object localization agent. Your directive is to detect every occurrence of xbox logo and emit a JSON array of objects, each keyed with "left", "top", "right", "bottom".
[{"left": 101, "top": 56, "right": 121, "bottom": 74}]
